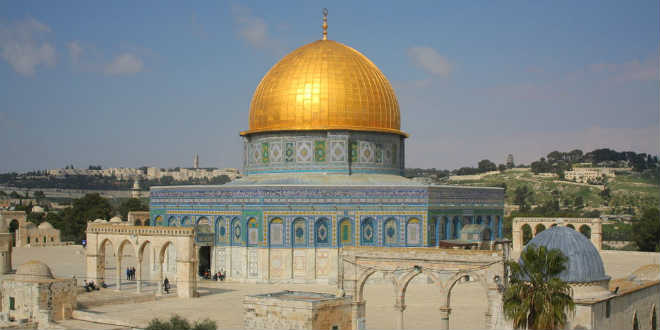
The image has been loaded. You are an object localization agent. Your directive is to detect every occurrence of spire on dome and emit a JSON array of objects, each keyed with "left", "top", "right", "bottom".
[{"left": 322, "top": 8, "right": 328, "bottom": 40}]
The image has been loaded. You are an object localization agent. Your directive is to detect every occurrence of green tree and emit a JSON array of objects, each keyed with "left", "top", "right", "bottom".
[
  {"left": 574, "top": 196, "right": 584, "bottom": 210},
  {"left": 33, "top": 190, "right": 45, "bottom": 200},
  {"left": 503, "top": 244, "right": 575, "bottom": 330},
  {"left": 52, "top": 193, "right": 113, "bottom": 243},
  {"left": 478, "top": 159, "right": 497, "bottom": 173},
  {"left": 117, "top": 198, "right": 149, "bottom": 219},
  {"left": 514, "top": 186, "right": 534, "bottom": 212},
  {"left": 632, "top": 208, "right": 660, "bottom": 252},
  {"left": 145, "top": 314, "right": 216, "bottom": 330}
]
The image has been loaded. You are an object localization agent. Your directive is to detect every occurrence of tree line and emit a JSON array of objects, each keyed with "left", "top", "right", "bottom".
[{"left": 16, "top": 194, "right": 148, "bottom": 244}]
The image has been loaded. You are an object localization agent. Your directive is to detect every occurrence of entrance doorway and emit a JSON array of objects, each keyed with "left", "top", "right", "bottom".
[
  {"left": 9, "top": 220, "right": 19, "bottom": 247},
  {"left": 198, "top": 246, "right": 211, "bottom": 277}
]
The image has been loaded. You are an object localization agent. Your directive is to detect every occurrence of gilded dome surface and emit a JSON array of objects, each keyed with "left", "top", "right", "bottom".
[{"left": 243, "top": 40, "right": 405, "bottom": 136}]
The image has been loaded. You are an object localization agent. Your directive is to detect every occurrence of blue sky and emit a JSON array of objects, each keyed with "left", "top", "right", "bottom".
[{"left": 1, "top": 1, "right": 658, "bottom": 172}]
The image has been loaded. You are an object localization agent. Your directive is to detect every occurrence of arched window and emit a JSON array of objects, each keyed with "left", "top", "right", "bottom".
[
  {"left": 522, "top": 224, "right": 533, "bottom": 245},
  {"left": 476, "top": 216, "right": 483, "bottom": 225},
  {"left": 360, "top": 218, "right": 376, "bottom": 246},
  {"left": 315, "top": 218, "right": 330, "bottom": 245},
  {"left": 566, "top": 224, "right": 575, "bottom": 230},
  {"left": 181, "top": 216, "right": 192, "bottom": 227},
  {"left": 338, "top": 218, "right": 353, "bottom": 247},
  {"left": 269, "top": 218, "right": 284, "bottom": 246},
  {"left": 383, "top": 218, "right": 398, "bottom": 246},
  {"left": 247, "top": 218, "right": 259, "bottom": 246},
  {"left": 535, "top": 224, "right": 546, "bottom": 236},
  {"left": 27, "top": 237, "right": 30, "bottom": 244},
  {"left": 231, "top": 218, "right": 242, "bottom": 245},
  {"left": 292, "top": 218, "right": 306, "bottom": 247},
  {"left": 154, "top": 216, "right": 163, "bottom": 226},
  {"left": 406, "top": 218, "right": 421, "bottom": 246},
  {"left": 215, "top": 217, "right": 227, "bottom": 243},
  {"left": 579, "top": 225, "right": 591, "bottom": 239},
  {"left": 167, "top": 216, "right": 177, "bottom": 226},
  {"left": 633, "top": 311, "right": 640, "bottom": 330}
]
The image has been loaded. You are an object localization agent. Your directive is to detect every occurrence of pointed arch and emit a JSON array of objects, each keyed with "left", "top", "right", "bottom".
[
  {"left": 269, "top": 217, "right": 284, "bottom": 247},
  {"left": 337, "top": 218, "right": 353, "bottom": 247},
  {"left": 314, "top": 217, "right": 330, "bottom": 246},
  {"left": 383, "top": 217, "right": 399, "bottom": 246},
  {"left": 360, "top": 217, "right": 376, "bottom": 246},
  {"left": 167, "top": 216, "right": 177, "bottom": 226},
  {"left": 405, "top": 218, "right": 421, "bottom": 246},
  {"left": 292, "top": 218, "right": 306, "bottom": 247},
  {"left": 230, "top": 217, "right": 242, "bottom": 246}
]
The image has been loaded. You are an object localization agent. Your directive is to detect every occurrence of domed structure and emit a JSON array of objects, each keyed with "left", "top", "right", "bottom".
[
  {"left": 37, "top": 221, "right": 53, "bottom": 230},
  {"left": 523, "top": 226, "right": 612, "bottom": 300},
  {"left": 31, "top": 206, "right": 45, "bottom": 213},
  {"left": 524, "top": 226, "right": 609, "bottom": 283},
  {"left": 16, "top": 260, "right": 54, "bottom": 280},
  {"left": 109, "top": 216, "right": 123, "bottom": 223},
  {"left": 242, "top": 40, "right": 404, "bottom": 137},
  {"left": 93, "top": 219, "right": 107, "bottom": 223}
]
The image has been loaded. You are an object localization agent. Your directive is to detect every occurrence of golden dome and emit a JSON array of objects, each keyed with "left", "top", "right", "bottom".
[{"left": 242, "top": 40, "right": 406, "bottom": 137}]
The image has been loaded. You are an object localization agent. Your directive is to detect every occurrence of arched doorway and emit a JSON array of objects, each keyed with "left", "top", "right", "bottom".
[
  {"left": 100, "top": 239, "right": 114, "bottom": 287},
  {"left": 566, "top": 224, "right": 575, "bottom": 230},
  {"left": 198, "top": 246, "right": 211, "bottom": 277},
  {"left": 633, "top": 311, "right": 640, "bottom": 330},
  {"left": 579, "top": 225, "right": 591, "bottom": 239},
  {"left": 534, "top": 224, "right": 546, "bottom": 236},
  {"left": 522, "top": 224, "right": 533, "bottom": 245},
  {"left": 651, "top": 305, "right": 657, "bottom": 330},
  {"left": 138, "top": 241, "right": 153, "bottom": 292},
  {"left": 9, "top": 220, "right": 19, "bottom": 247}
]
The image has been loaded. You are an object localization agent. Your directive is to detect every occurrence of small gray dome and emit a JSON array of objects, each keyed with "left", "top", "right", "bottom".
[{"left": 522, "top": 226, "right": 609, "bottom": 283}]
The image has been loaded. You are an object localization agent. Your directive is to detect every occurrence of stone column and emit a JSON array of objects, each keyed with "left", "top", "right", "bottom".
[
  {"left": 156, "top": 262, "right": 163, "bottom": 296},
  {"left": 115, "top": 255, "right": 122, "bottom": 291},
  {"left": 136, "top": 262, "right": 142, "bottom": 293},
  {"left": 591, "top": 219, "right": 602, "bottom": 250},
  {"left": 394, "top": 303, "right": 406, "bottom": 330},
  {"left": 512, "top": 221, "right": 522, "bottom": 251},
  {"left": 485, "top": 287, "right": 503, "bottom": 329},
  {"left": 351, "top": 300, "right": 366, "bottom": 330},
  {"left": 438, "top": 307, "right": 451, "bottom": 330}
]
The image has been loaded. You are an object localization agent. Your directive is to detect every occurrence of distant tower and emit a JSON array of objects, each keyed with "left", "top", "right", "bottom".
[
  {"left": 506, "top": 154, "right": 515, "bottom": 169},
  {"left": 130, "top": 178, "right": 141, "bottom": 198},
  {"left": 194, "top": 154, "right": 199, "bottom": 169}
]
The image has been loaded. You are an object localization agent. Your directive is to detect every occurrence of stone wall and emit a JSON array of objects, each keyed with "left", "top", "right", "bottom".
[
  {"left": 572, "top": 281, "right": 659, "bottom": 329},
  {"left": 0, "top": 278, "right": 76, "bottom": 324},
  {"left": 244, "top": 292, "right": 351, "bottom": 330}
]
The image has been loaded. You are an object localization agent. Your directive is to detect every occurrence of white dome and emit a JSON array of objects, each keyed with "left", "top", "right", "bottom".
[
  {"left": 109, "top": 216, "right": 123, "bottom": 223},
  {"left": 38, "top": 221, "right": 53, "bottom": 230},
  {"left": 93, "top": 219, "right": 107, "bottom": 223}
]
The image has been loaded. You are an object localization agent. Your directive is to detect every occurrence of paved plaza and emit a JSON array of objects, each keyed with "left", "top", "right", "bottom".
[{"left": 11, "top": 245, "right": 659, "bottom": 330}]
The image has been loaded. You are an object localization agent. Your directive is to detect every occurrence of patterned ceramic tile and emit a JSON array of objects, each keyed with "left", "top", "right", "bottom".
[
  {"left": 296, "top": 141, "right": 313, "bottom": 162},
  {"left": 329, "top": 141, "right": 346, "bottom": 162},
  {"left": 314, "top": 140, "right": 326, "bottom": 162},
  {"left": 270, "top": 142, "right": 283, "bottom": 163}
]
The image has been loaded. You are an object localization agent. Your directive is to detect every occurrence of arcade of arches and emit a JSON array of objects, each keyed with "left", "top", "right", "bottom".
[
  {"left": 512, "top": 217, "right": 602, "bottom": 251},
  {"left": 85, "top": 223, "right": 197, "bottom": 298},
  {"left": 339, "top": 246, "right": 510, "bottom": 330}
]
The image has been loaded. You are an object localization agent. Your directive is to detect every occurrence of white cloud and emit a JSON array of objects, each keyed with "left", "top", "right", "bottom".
[
  {"left": 590, "top": 56, "right": 659, "bottom": 83},
  {"left": 104, "top": 53, "right": 144, "bottom": 76},
  {"left": 407, "top": 46, "right": 452, "bottom": 77},
  {"left": 68, "top": 41, "right": 83, "bottom": 64},
  {"left": 231, "top": 5, "right": 282, "bottom": 53},
  {"left": 0, "top": 18, "right": 56, "bottom": 76}
]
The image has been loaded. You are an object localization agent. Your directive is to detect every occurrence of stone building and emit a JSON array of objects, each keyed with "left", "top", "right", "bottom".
[
  {"left": 148, "top": 13, "right": 505, "bottom": 284},
  {"left": 522, "top": 227, "right": 659, "bottom": 330},
  {"left": 244, "top": 291, "right": 352, "bottom": 330},
  {"left": 0, "top": 261, "right": 76, "bottom": 327},
  {"left": 0, "top": 211, "right": 64, "bottom": 247},
  {"left": 513, "top": 217, "right": 602, "bottom": 251}
]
